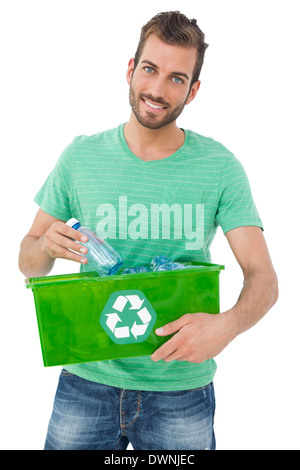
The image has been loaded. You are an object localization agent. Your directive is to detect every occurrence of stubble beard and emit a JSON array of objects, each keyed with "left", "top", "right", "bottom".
[{"left": 129, "top": 84, "right": 187, "bottom": 130}]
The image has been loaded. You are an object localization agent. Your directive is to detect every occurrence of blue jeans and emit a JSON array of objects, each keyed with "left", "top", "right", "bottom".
[{"left": 44, "top": 369, "right": 216, "bottom": 450}]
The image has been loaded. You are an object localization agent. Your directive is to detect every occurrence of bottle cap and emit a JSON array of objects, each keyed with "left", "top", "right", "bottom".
[{"left": 66, "top": 218, "right": 80, "bottom": 228}]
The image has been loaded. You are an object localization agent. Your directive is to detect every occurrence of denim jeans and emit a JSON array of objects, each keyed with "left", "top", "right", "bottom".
[{"left": 44, "top": 369, "right": 216, "bottom": 450}]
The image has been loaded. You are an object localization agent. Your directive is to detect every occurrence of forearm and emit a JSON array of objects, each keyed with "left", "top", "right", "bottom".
[
  {"left": 224, "top": 267, "right": 279, "bottom": 340},
  {"left": 151, "top": 267, "right": 278, "bottom": 364},
  {"left": 151, "top": 228, "right": 279, "bottom": 364},
  {"left": 18, "top": 235, "right": 55, "bottom": 278}
]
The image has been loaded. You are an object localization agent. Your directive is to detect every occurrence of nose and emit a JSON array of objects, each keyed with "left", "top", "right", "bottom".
[{"left": 149, "top": 76, "right": 168, "bottom": 104}]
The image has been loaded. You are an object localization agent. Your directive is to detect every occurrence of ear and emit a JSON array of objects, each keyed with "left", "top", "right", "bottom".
[
  {"left": 185, "top": 80, "right": 201, "bottom": 105},
  {"left": 126, "top": 58, "right": 135, "bottom": 85}
]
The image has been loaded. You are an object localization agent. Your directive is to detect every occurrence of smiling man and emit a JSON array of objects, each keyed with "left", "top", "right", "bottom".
[
  {"left": 19, "top": 11, "right": 278, "bottom": 450},
  {"left": 124, "top": 23, "right": 202, "bottom": 160},
  {"left": 128, "top": 35, "right": 199, "bottom": 130}
]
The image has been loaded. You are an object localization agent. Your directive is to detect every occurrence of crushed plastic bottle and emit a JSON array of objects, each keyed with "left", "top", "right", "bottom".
[
  {"left": 153, "top": 261, "right": 186, "bottom": 271},
  {"left": 150, "top": 255, "right": 186, "bottom": 271},
  {"left": 121, "top": 266, "right": 150, "bottom": 275},
  {"left": 151, "top": 255, "right": 173, "bottom": 271}
]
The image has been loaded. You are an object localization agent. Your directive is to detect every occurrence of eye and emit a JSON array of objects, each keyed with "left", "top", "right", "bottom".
[
  {"left": 172, "top": 76, "right": 183, "bottom": 84},
  {"left": 144, "top": 66, "right": 155, "bottom": 74}
]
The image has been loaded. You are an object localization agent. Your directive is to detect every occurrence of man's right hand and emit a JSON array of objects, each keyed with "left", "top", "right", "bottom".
[
  {"left": 19, "top": 209, "right": 89, "bottom": 277},
  {"left": 41, "top": 221, "right": 89, "bottom": 264}
]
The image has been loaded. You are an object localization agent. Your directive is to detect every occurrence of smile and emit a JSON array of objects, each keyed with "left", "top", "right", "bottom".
[
  {"left": 145, "top": 100, "right": 164, "bottom": 110},
  {"left": 141, "top": 97, "right": 168, "bottom": 112}
]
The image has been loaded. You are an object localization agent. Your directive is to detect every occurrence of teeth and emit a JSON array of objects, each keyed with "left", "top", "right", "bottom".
[{"left": 145, "top": 100, "right": 164, "bottom": 110}]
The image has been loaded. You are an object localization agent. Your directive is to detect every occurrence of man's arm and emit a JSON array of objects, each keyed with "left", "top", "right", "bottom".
[
  {"left": 151, "top": 226, "right": 278, "bottom": 363},
  {"left": 18, "top": 208, "right": 88, "bottom": 278}
]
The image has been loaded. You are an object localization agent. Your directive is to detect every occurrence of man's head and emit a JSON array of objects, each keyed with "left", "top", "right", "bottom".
[
  {"left": 127, "top": 11, "right": 208, "bottom": 130},
  {"left": 134, "top": 11, "right": 208, "bottom": 90}
]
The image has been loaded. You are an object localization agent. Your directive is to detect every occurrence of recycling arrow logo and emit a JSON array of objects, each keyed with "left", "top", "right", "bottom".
[{"left": 100, "top": 290, "right": 157, "bottom": 345}]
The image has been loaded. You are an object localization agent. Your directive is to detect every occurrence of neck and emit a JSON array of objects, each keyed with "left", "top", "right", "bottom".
[{"left": 124, "top": 112, "right": 185, "bottom": 161}]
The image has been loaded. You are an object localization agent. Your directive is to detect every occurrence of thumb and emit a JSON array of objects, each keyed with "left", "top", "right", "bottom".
[{"left": 155, "top": 314, "right": 190, "bottom": 336}]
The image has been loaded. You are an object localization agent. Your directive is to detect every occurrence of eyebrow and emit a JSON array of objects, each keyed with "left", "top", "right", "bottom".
[{"left": 140, "top": 60, "right": 190, "bottom": 81}]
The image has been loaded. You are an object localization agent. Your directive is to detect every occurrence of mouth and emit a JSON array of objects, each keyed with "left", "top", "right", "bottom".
[{"left": 141, "top": 97, "right": 168, "bottom": 113}]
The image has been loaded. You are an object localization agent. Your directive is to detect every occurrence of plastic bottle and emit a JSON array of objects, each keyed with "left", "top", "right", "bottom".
[
  {"left": 151, "top": 255, "right": 173, "bottom": 271},
  {"left": 66, "top": 218, "right": 123, "bottom": 276},
  {"left": 121, "top": 266, "right": 150, "bottom": 275},
  {"left": 151, "top": 255, "right": 185, "bottom": 272},
  {"left": 154, "top": 261, "right": 185, "bottom": 271}
]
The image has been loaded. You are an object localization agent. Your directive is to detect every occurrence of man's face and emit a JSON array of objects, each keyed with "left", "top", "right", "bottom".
[{"left": 127, "top": 35, "right": 200, "bottom": 130}]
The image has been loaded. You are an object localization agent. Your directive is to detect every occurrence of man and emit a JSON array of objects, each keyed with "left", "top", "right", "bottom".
[{"left": 19, "top": 11, "right": 278, "bottom": 450}]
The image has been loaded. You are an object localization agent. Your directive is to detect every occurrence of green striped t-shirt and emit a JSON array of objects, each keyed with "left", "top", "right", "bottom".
[{"left": 34, "top": 123, "right": 263, "bottom": 391}]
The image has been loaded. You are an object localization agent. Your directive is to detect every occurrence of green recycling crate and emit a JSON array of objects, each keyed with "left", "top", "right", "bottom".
[{"left": 26, "top": 261, "right": 224, "bottom": 367}]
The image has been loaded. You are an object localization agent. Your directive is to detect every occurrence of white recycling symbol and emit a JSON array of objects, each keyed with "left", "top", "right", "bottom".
[
  {"left": 106, "top": 295, "right": 151, "bottom": 339},
  {"left": 100, "top": 290, "right": 157, "bottom": 344}
]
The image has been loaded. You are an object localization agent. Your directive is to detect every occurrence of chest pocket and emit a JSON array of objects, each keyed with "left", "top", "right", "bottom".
[{"left": 154, "top": 187, "right": 204, "bottom": 240}]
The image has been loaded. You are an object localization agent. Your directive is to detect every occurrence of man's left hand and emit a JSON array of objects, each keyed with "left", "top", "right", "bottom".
[{"left": 150, "top": 312, "right": 235, "bottom": 363}]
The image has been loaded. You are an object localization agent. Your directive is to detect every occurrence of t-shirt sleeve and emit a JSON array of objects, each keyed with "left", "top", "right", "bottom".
[
  {"left": 215, "top": 154, "right": 263, "bottom": 234},
  {"left": 34, "top": 141, "right": 74, "bottom": 221}
]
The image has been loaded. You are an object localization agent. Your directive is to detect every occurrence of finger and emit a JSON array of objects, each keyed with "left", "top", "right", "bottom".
[
  {"left": 151, "top": 335, "right": 179, "bottom": 362},
  {"left": 151, "top": 338, "right": 191, "bottom": 362},
  {"left": 60, "top": 247, "right": 88, "bottom": 264},
  {"left": 54, "top": 221, "right": 88, "bottom": 243},
  {"left": 159, "top": 349, "right": 183, "bottom": 363},
  {"left": 155, "top": 314, "right": 191, "bottom": 337},
  {"left": 46, "top": 222, "right": 89, "bottom": 255},
  {"left": 53, "top": 232, "right": 89, "bottom": 255},
  {"left": 44, "top": 239, "right": 88, "bottom": 264}
]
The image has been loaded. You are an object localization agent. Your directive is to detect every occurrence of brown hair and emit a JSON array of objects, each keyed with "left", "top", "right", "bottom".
[{"left": 134, "top": 11, "right": 209, "bottom": 86}]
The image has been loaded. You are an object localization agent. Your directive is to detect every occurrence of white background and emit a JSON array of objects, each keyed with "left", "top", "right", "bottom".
[{"left": 1, "top": 0, "right": 299, "bottom": 450}]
